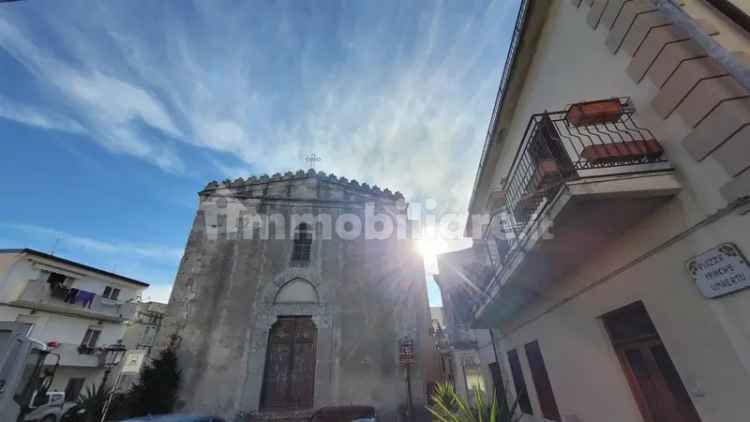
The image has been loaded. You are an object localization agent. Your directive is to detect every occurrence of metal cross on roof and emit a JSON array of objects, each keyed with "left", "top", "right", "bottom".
[{"left": 305, "top": 153, "right": 322, "bottom": 169}]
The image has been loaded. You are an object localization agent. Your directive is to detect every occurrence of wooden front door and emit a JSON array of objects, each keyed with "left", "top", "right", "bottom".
[
  {"left": 260, "top": 316, "right": 317, "bottom": 410},
  {"left": 603, "top": 302, "right": 702, "bottom": 422}
]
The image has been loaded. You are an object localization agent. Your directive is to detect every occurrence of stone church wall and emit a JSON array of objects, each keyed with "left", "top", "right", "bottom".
[{"left": 158, "top": 172, "right": 435, "bottom": 421}]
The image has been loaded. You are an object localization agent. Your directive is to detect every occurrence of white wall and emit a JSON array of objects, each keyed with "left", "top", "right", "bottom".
[
  {"left": 0, "top": 305, "right": 126, "bottom": 349},
  {"left": 0, "top": 251, "right": 147, "bottom": 400},
  {"left": 485, "top": 2, "right": 750, "bottom": 422},
  {"left": 0, "top": 253, "right": 40, "bottom": 301},
  {"left": 489, "top": 0, "right": 733, "bottom": 221},
  {"left": 0, "top": 253, "right": 145, "bottom": 303}
]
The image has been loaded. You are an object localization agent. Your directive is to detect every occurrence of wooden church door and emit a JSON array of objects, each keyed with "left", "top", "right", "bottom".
[{"left": 260, "top": 316, "right": 317, "bottom": 410}]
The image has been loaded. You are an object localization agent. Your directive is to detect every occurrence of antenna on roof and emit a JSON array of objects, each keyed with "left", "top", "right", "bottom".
[
  {"left": 50, "top": 238, "right": 60, "bottom": 256},
  {"left": 305, "top": 153, "right": 322, "bottom": 170}
]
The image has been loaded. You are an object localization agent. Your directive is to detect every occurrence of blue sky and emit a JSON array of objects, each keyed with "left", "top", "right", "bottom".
[{"left": 0, "top": 0, "right": 519, "bottom": 305}]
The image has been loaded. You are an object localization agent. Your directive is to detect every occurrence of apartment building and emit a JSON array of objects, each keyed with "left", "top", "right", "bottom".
[
  {"left": 463, "top": 1, "right": 750, "bottom": 421},
  {"left": 0, "top": 249, "right": 149, "bottom": 401},
  {"left": 121, "top": 301, "right": 166, "bottom": 357},
  {"left": 118, "top": 301, "right": 167, "bottom": 390},
  {"left": 434, "top": 251, "right": 500, "bottom": 404}
]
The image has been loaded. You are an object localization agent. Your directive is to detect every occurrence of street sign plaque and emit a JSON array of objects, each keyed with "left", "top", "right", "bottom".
[{"left": 686, "top": 243, "right": 750, "bottom": 298}]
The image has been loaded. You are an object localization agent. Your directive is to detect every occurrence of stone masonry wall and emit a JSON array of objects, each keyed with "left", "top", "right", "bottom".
[{"left": 157, "top": 173, "right": 434, "bottom": 421}]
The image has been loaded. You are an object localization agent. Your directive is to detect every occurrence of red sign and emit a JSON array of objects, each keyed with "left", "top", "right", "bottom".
[{"left": 399, "top": 337, "right": 415, "bottom": 366}]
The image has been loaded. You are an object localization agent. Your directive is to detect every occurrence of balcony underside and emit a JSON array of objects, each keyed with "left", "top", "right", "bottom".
[
  {"left": 8, "top": 300, "right": 127, "bottom": 323},
  {"left": 44, "top": 343, "right": 102, "bottom": 368},
  {"left": 474, "top": 171, "right": 681, "bottom": 328}
]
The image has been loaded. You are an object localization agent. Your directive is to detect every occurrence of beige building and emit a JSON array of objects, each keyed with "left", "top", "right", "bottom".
[
  {"left": 121, "top": 301, "right": 167, "bottom": 357},
  {"left": 158, "top": 170, "right": 436, "bottom": 421},
  {"left": 462, "top": 1, "right": 750, "bottom": 422},
  {"left": 118, "top": 301, "right": 167, "bottom": 389},
  {"left": 433, "top": 252, "right": 499, "bottom": 404},
  {"left": 0, "top": 248, "right": 148, "bottom": 401}
]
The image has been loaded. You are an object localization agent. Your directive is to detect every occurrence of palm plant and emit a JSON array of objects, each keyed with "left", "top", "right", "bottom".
[
  {"left": 427, "top": 382, "right": 520, "bottom": 422},
  {"left": 76, "top": 383, "right": 109, "bottom": 422}
]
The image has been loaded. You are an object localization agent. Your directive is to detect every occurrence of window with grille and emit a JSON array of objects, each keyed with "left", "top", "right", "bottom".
[
  {"left": 102, "top": 286, "right": 121, "bottom": 300},
  {"left": 291, "top": 223, "right": 312, "bottom": 264},
  {"left": 79, "top": 328, "right": 101, "bottom": 352}
]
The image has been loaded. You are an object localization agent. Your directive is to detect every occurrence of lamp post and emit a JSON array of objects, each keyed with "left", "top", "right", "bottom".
[
  {"left": 99, "top": 341, "right": 126, "bottom": 392},
  {"left": 98, "top": 341, "right": 126, "bottom": 422},
  {"left": 399, "top": 336, "right": 416, "bottom": 422}
]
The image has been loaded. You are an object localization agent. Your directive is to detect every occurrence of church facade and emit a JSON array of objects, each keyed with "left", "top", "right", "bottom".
[{"left": 159, "top": 170, "right": 436, "bottom": 421}]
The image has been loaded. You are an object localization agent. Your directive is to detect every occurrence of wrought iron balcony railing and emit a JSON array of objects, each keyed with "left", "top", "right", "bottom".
[
  {"left": 502, "top": 98, "right": 669, "bottom": 239},
  {"left": 13, "top": 279, "right": 138, "bottom": 321}
]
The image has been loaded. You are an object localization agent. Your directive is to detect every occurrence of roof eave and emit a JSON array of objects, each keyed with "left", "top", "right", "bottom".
[{"left": 464, "top": 0, "right": 552, "bottom": 237}]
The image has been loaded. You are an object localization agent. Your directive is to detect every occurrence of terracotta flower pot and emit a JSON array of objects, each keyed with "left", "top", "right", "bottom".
[{"left": 566, "top": 98, "right": 623, "bottom": 126}]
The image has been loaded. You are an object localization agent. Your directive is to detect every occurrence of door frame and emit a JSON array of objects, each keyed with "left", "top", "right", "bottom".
[
  {"left": 602, "top": 302, "right": 702, "bottom": 422},
  {"left": 259, "top": 316, "right": 317, "bottom": 411}
]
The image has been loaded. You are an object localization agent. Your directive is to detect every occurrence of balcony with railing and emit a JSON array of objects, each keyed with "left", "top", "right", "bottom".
[
  {"left": 43, "top": 342, "right": 103, "bottom": 368},
  {"left": 474, "top": 98, "right": 682, "bottom": 326},
  {"left": 11, "top": 279, "right": 138, "bottom": 322}
]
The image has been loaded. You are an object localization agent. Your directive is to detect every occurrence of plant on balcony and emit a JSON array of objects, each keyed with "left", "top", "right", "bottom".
[
  {"left": 427, "top": 382, "right": 520, "bottom": 422},
  {"left": 566, "top": 98, "right": 623, "bottom": 126}
]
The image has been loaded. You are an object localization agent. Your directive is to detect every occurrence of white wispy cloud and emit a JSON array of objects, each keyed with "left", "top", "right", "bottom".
[
  {"left": 0, "top": 0, "right": 519, "bottom": 216},
  {"left": 2, "top": 223, "right": 183, "bottom": 264},
  {"left": 0, "top": 14, "right": 184, "bottom": 173},
  {"left": 0, "top": 95, "right": 85, "bottom": 134}
]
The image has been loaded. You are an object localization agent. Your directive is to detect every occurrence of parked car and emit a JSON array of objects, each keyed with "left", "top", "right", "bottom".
[
  {"left": 119, "top": 415, "right": 225, "bottom": 422},
  {"left": 24, "top": 391, "right": 77, "bottom": 422},
  {"left": 309, "top": 406, "right": 377, "bottom": 422}
]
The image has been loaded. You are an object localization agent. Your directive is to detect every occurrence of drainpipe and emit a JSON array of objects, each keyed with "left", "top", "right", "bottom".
[{"left": 656, "top": 0, "right": 750, "bottom": 91}]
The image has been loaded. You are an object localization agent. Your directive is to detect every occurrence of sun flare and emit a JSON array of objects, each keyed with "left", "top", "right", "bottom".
[{"left": 416, "top": 236, "right": 449, "bottom": 260}]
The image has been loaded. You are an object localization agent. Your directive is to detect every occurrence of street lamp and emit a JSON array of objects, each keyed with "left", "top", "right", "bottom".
[
  {"left": 99, "top": 340, "right": 126, "bottom": 391},
  {"left": 98, "top": 341, "right": 127, "bottom": 422}
]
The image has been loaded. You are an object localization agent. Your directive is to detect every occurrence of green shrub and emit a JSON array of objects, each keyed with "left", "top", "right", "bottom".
[
  {"left": 427, "top": 382, "right": 520, "bottom": 422},
  {"left": 122, "top": 336, "right": 182, "bottom": 417},
  {"left": 75, "top": 383, "right": 108, "bottom": 422}
]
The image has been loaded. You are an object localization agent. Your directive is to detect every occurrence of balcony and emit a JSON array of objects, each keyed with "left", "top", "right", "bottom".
[
  {"left": 11, "top": 279, "right": 137, "bottom": 322},
  {"left": 44, "top": 342, "right": 103, "bottom": 368},
  {"left": 474, "top": 98, "right": 681, "bottom": 327}
]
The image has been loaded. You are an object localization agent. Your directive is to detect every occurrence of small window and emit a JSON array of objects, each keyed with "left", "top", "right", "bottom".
[
  {"left": 291, "top": 223, "right": 313, "bottom": 263},
  {"left": 507, "top": 349, "right": 532, "bottom": 414},
  {"left": 80, "top": 328, "right": 101, "bottom": 348},
  {"left": 525, "top": 341, "right": 561, "bottom": 421},
  {"left": 102, "top": 287, "right": 121, "bottom": 300}
]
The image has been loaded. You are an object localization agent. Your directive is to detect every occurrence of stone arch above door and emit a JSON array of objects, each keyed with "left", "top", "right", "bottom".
[
  {"left": 242, "top": 270, "right": 334, "bottom": 413},
  {"left": 274, "top": 278, "right": 319, "bottom": 304}
]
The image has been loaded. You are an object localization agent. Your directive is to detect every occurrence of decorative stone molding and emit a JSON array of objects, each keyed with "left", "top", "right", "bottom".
[
  {"left": 571, "top": 0, "right": 750, "bottom": 202},
  {"left": 240, "top": 270, "right": 336, "bottom": 413},
  {"left": 200, "top": 169, "right": 404, "bottom": 201}
]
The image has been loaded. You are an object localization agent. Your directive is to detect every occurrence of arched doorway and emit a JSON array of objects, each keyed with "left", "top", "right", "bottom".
[{"left": 260, "top": 316, "right": 317, "bottom": 410}]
